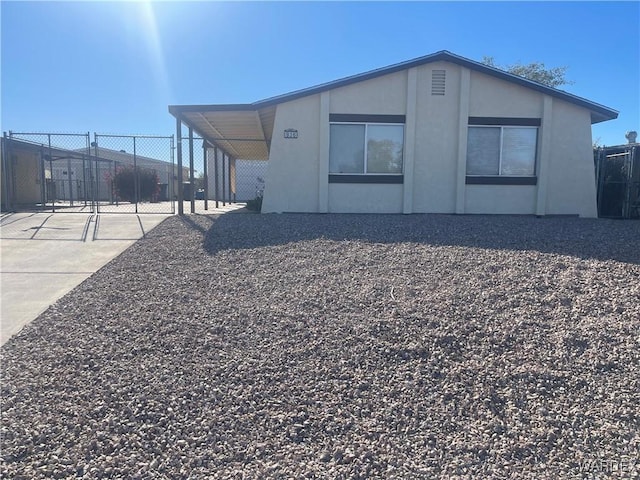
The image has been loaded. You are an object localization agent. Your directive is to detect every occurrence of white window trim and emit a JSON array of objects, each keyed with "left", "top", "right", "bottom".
[
  {"left": 466, "top": 125, "right": 538, "bottom": 177},
  {"left": 330, "top": 122, "right": 405, "bottom": 175}
]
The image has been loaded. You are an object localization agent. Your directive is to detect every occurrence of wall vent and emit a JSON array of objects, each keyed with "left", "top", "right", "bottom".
[{"left": 432, "top": 70, "right": 446, "bottom": 95}]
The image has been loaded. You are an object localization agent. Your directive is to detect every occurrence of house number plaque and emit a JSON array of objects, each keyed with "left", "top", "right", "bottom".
[{"left": 284, "top": 129, "right": 298, "bottom": 139}]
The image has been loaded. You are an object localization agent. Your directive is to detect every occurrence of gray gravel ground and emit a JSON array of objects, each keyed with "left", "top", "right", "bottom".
[{"left": 2, "top": 213, "right": 639, "bottom": 479}]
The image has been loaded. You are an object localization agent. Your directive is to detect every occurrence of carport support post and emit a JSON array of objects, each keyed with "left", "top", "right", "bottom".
[
  {"left": 176, "top": 118, "right": 184, "bottom": 215},
  {"left": 214, "top": 146, "right": 219, "bottom": 208},
  {"left": 222, "top": 151, "right": 226, "bottom": 206},
  {"left": 203, "top": 141, "right": 209, "bottom": 211},
  {"left": 189, "top": 127, "right": 195, "bottom": 214},
  {"left": 228, "top": 157, "right": 234, "bottom": 204}
]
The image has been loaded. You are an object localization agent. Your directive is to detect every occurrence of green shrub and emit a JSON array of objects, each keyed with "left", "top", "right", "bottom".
[{"left": 111, "top": 166, "right": 160, "bottom": 202}]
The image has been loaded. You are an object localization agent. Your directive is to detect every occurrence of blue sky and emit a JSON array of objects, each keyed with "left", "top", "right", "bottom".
[{"left": 1, "top": 1, "right": 638, "bottom": 146}]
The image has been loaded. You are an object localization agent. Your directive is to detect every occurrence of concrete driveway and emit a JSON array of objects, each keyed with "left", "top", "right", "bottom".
[{"left": 0, "top": 212, "right": 169, "bottom": 345}]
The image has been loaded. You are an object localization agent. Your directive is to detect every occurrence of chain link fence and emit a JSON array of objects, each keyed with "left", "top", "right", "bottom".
[
  {"left": 595, "top": 145, "right": 639, "bottom": 219},
  {"left": 2, "top": 132, "right": 176, "bottom": 214},
  {"left": 93, "top": 134, "right": 176, "bottom": 214},
  {"left": 2, "top": 132, "right": 93, "bottom": 212},
  {"left": 2, "top": 131, "right": 269, "bottom": 214}
]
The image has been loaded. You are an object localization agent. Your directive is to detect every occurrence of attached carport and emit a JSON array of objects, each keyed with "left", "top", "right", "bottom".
[{"left": 168, "top": 104, "right": 275, "bottom": 214}]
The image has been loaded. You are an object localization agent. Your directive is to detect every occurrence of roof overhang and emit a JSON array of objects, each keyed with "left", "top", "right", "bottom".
[{"left": 169, "top": 104, "right": 275, "bottom": 160}]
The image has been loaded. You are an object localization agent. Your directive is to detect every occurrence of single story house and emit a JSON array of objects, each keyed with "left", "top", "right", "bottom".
[{"left": 169, "top": 50, "right": 618, "bottom": 217}]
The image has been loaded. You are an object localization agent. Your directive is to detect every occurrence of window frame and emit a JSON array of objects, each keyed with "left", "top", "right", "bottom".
[
  {"left": 465, "top": 117, "right": 540, "bottom": 185},
  {"left": 330, "top": 121, "right": 405, "bottom": 176},
  {"left": 328, "top": 114, "right": 405, "bottom": 183}
]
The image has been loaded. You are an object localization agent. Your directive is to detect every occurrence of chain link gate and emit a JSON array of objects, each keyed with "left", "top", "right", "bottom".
[
  {"left": 3, "top": 132, "right": 95, "bottom": 212},
  {"left": 2, "top": 132, "right": 176, "bottom": 214},
  {"left": 92, "top": 134, "right": 176, "bottom": 214},
  {"left": 595, "top": 145, "right": 640, "bottom": 219},
  {"left": 2, "top": 130, "right": 267, "bottom": 214}
]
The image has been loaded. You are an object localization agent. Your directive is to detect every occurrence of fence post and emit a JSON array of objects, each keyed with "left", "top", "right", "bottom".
[
  {"left": 92, "top": 134, "right": 100, "bottom": 213},
  {"left": 189, "top": 127, "right": 195, "bottom": 214},
  {"left": 133, "top": 136, "right": 139, "bottom": 213},
  {"left": 2, "top": 133, "right": 13, "bottom": 211},
  {"left": 170, "top": 135, "right": 175, "bottom": 214},
  {"left": 83, "top": 132, "right": 90, "bottom": 209},
  {"left": 47, "top": 134, "right": 55, "bottom": 212},
  {"left": 203, "top": 141, "right": 209, "bottom": 211}
]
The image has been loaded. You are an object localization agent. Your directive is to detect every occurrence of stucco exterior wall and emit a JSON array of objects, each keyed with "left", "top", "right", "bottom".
[
  {"left": 469, "top": 71, "right": 543, "bottom": 118},
  {"left": 262, "top": 94, "right": 321, "bottom": 213},
  {"left": 465, "top": 186, "right": 537, "bottom": 214},
  {"left": 546, "top": 103, "right": 598, "bottom": 217},
  {"left": 262, "top": 61, "right": 600, "bottom": 217},
  {"left": 412, "top": 62, "right": 460, "bottom": 213},
  {"left": 329, "top": 72, "right": 407, "bottom": 114},
  {"left": 328, "top": 184, "right": 403, "bottom": 213}
]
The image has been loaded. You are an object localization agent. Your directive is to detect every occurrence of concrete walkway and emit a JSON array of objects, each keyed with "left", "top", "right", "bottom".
[
  {"left": 1, "top": 204, "right": 249, "bottom": 345},
  {"left": 0, "top": 212, "right": 172, "bottom": 345}
]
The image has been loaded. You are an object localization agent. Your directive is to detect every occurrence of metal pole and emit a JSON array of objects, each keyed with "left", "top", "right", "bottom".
[
  {"left": 82, "top": 155, "right": 88, "bottom": 207},
  {"left": 189, "top": 127, "right": 195, "bottom": 214},
  {"left": 39, "top": 146, "right": 47, "bottom": 210},
  {"left": 176, "top": 118, "right": 184, "bottom": 215},
  {"left": 214, "top": 146, "right": 219, "bottom": 208},
  {"left": 48, "top": 134, "right": 55, "bottom": 212},
  {"left": 67, "top": 157, "right": 73, "bottom": 206},
  {"left": 133, "top": 136, "right": 139, "bottom": 213},
  {"left": 203, "top": 141, "right": 209, "bottom": 211},
  {"left": 624, "top": 148, "right": 632, "bottom": 219},
  {"left": 170, "top": 135, "right": 175, "bottom": 214},
  {"left": 222, "top": 151, "right": 226, "bottom": 207},
  {"left": 83, "top": 131, "right": 90, "bottom": 208},
  {"left": 2, "top": 133, "right": 14, "bottom": 211},
  {"left": 93, "top": 135, "right": 99, "bottom": 213},
  {"left": 228, "top": 156, "right": 233, "bottom": 204}
]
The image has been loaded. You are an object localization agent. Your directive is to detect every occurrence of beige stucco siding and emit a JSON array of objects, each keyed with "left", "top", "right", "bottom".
[
  {"left": 546, "top": 102, "right": 597, "bottom": 217},
  {"left": 262, "top": 61, "right": 600, "bottom": 217},
  {"left": 262, "top": 95, "right": 321, "bottom": 213},
  {"left": 328, "top": 184, "right": 403, "bottom": 213},
  {"left": 412, "top": 62, "right": 460, "bottom": 213},
  {"left": 469, "top": 71, "right": 543, "bottom": 118},
  {"left": 465, "top": 185, "right": 537, "bottom": 214},
  {"left": 329, "top": 71, "right": 407, "bottom": 114}
]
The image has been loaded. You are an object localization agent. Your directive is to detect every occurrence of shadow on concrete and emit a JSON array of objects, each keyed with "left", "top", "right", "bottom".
[{"left": 191, "top": 213, "right": 640, "bottom": 265}]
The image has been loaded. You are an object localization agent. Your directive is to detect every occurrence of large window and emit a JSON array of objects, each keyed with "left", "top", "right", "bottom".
[
  {"left": 329, "top": 122, "right": 404, "bottom": 175},
  {"left": 466, "top": 126, "right": 537, "bottom": 176}
]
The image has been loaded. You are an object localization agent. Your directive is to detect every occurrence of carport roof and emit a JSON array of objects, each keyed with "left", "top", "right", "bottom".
[{"left": 168, "top": 50, "right": 619, "bottom": 160}]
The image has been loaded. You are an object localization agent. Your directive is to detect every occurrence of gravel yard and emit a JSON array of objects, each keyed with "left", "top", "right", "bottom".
[{"left": 2, "top": 213, "right": 639, "bottom": 479}]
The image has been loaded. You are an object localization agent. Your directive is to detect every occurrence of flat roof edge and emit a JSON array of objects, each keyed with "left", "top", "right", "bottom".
[{"left": 169, "top": 104, "right": 256, "bottom": 115}]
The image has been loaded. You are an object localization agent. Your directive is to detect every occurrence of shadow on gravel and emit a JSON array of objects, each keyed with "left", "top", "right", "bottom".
[
  {"left": 178, "top": 214, "right": 216, "bottom": 236},
  {"left": 197, "top": 213, "right": 640, "bottom": 265}
]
